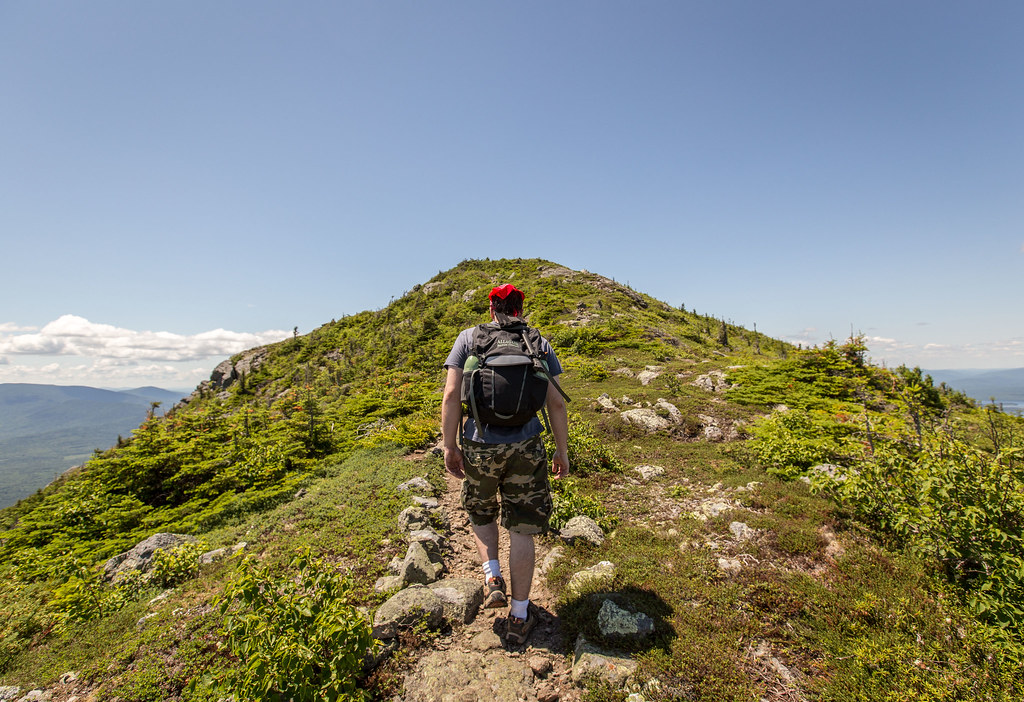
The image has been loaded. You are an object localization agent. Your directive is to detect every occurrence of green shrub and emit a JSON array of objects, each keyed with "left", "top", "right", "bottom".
[
  {"left": 198, "top": 551, "right": 376, "bottom": 701},
  {"left": 550, "top": 479, "right": 616, "bottom": 532},
  {"left": 748, "top": 409, "right": 852, "bottom": 478},
  {"left": 546, "top": 413, "right": 622, "bottom": 476}
]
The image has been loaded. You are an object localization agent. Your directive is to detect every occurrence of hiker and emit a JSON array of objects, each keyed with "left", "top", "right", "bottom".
[{"left": 441, "top": 283, "right": 570, "bottom": 646}]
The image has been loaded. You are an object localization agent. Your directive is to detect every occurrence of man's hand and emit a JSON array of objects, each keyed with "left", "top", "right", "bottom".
[
  {"left": 444, "top": 446, "right": 465, "bottom": 479},
  {"left": 551, "top": 450, "right": 570, "bottom": 480}
]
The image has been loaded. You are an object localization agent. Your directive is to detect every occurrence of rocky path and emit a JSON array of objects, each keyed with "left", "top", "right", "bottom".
[{"left": 394, "top": 468, "right": 581, "bottom": 702}]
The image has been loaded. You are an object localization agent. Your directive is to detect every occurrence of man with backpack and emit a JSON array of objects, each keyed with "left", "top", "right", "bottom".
[{"left": 441, "top": 283, "right": 570, "bottom": 646}]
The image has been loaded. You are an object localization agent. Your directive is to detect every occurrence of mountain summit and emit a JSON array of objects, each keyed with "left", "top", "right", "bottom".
[{"left": 1, "top": 259, "right": 1021, "bottom": 700}]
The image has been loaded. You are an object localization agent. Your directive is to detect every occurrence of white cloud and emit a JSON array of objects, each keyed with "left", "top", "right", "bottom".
[
  {"left": 0, "top": 322, "right": 38, "bottom": 333},
  {"left": 0, "top": 315, "right": 290, "bottom": 362},
  {"left": 0, "top": 356, "right": 8, "bottom": 365}
]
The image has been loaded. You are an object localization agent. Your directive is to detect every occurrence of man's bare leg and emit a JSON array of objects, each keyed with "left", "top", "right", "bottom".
[
  {"left": 508, "top": 531, "right": 535, "bottom": 602},
  {"left": 471, "top": 521, "right": 500, "bottom": 564}
]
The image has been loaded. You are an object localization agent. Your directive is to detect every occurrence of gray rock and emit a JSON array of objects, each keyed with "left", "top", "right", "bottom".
[
  {"left": 372, "top": 585, "right": 444, "bottom": 640},
  {"left": 572, "top": 635, "right": 637, "bottom": 688},
  {"left": 653, "top": 399, "right": 682, "bottom": 422},
  {"left": 402, "top": 649, "right": 536, "bottom": 702},
  {"left": 539, "top": 546, "right": 564, "bottom": 575},
  {"left": 637, "top": 366, "right": 663, "bottom": 386},
  {"left": 620, "top": 408, "right": 674, "bottom": 432},
  {"left": 566, "top": 561, "right": 616, "bottom": 596},
  {"left": 412, "top": 496, "right": 440, "bottom": 510},
  {"left": 693, "top": 370, "right": 730, "bottom": 393},
  {"left": 811, "top": 463, "right": 848, "bottom": 482},
  {"left": 729, "top": 521, "right": 754, "bottom": 540},
  {"left": 374, "top": 575, "right": 404, "bottom": 593},
  {"left": 597, "top": 394, "right": 618, "bottom": 411},
  {"left": 199, "top": 548, "right": 228, "bottom": 565},
  {"left": 103, "top": 533, "right": 196, "bottom": 582},
  {"left": 597, "top": 599, "right": 655, "bottom": 641},
  {"left": 387, "top": 555, "right": 404, "bottom": 575},
  {"left": 397, "top": 506, "right": 432, "bottom": 532},
  {"left": 634, "top": 465, "right": 665, "bottom": 481},
  {"left": 560, "top": 515, "right": 604, "bottom": 547},
  {"left": 400, "top": 541, "right": 439, "bottom": 585},
  {"left": 0, "top": 687, "right": 20, "bottom": 702},
  {"left": 470, "top": 631, "right": 503, "bottom": 651},
  {"left": 19, "top": 691, "right": 50, "bottom": 702},
  {"left": 397, "top": 476, "right": 435, "bottom": 494},
  {"left": 697, "top": 499, "right": 734, "bottom": 520},
  {"left": 406, "top": 528, "right": 446, "bottom": 558},
  {"left": 427, "top": 578, "right": 484, "bottom": 624},
  {"left": 717, "top": 557, "right": 742, "bottom": 576}
]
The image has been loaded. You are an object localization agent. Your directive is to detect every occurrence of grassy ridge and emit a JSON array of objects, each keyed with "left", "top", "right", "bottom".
[{"left": 1, "top": 259, "right": 1022, "bottom": 700}]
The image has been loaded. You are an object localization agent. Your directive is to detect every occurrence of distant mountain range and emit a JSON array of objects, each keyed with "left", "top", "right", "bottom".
[
  {"left": 924, "top": 368, "right": 1024, "bottom": 411},
  {"left": 0, "top": 384, "right": 188, "bottom": 508}
]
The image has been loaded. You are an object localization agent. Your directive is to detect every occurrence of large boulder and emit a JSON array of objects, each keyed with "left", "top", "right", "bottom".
[
  {"left": 399, "top": 541, "right": 440, "bottom": 586},
  {"left": 427, "top": 578, "right": 484, "bottom": 624},
  {"left": 398, "top": 506, "right": 433, "bottom": 532},
  {"left": 566, "top": 561, "right": 617, "bottom": 596},
  {"left": 103, "top": 533, "right": 196, "bottom": 582},
  {"left": 372, "top": 585, "right": 444, "bottom": 640},
  {"left": 597, "top": 599, "right": 654, "bottom": 642},
  {"left": 560, "top": 515, "right": 605, "bottom": 547},
  {"left": 620, "top": 409, "right": 674, "bottom": 432}
]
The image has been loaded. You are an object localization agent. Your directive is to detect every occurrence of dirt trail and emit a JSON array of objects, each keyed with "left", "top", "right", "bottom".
[{"left": 395, "top": 468, "right": 582, "bottom": 702}]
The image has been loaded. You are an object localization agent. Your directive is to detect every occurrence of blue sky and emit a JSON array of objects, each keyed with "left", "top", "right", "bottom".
[{"left": 1, "top": 1, "right": 1021, "bottom": 389}]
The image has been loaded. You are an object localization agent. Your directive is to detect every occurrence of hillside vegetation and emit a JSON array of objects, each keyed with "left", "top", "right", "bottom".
[{"left": 1, "top": 259, "right": 1022, "bottom": 701}]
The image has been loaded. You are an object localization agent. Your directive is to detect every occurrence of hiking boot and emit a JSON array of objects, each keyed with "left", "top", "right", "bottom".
[
  {"left": 505, "top": 603, "right": 539, "bottom": 646},
  {"left": 483, "top": 576, "right": 507, "bottom": 608}
]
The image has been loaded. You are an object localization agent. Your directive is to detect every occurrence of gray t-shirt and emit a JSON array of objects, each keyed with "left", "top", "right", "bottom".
[{"left": 444, "top": 325, "right": 563, "bottom": 444}]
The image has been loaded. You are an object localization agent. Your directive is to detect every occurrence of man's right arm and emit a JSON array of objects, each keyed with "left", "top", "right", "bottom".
[
  {"left": 441, "top": 366, "right": 465, "bottom": 479},
  {"left": 546, "top": 379, "right": 570, "bottom": 479}
]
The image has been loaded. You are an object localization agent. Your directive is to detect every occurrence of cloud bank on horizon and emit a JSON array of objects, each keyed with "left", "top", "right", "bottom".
[{"left": 0, "top": 316, "right": 290, "bottom": 389}]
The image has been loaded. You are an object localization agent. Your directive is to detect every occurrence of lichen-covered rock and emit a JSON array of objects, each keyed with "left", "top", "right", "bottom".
[
  {"left": 566, "top": 561, "right": 617, "bottom": 596},
  {"left": 396, "top": 476, "right": 435, "bottom": 494},
  {"left": 718, "top": 557, "right": 742, "bottom": 576},
  {"left": 637, "top": 367, "right": 663, "bottom": 386},
  {"left": 620, "top": 408, "right": 674, "bottom": 432},
  {"left": 653, "top": 399, "right": 682, "bottom": 422},
  {"left": 634, "top": 465, "right": 665, "bottom": 481},
  {"left": 572, "top": 635, "right": 638, "bottom": 688},
  {"left": 729, "top": 521, "right": 754, "bottom": 540},
  {"left": 597, "top": 599, "right": 655, "bottom": 641},
  {"left": 374, "top": 575, "right": 403, "bottom": 593},
  {"left": 407, "top": 527, "right": 446, "bottom": 558},
  {"left": 400, "top": 541, "right": 440, "bottom": 585},
  {"left": 427, "top": 578, "right": 484, "bottom": 624},
  {"left": 397, "top": 506, "right": 433, "bottom": 531},
  {"left": 372, "top": 585, "right": 444, "bottom": 640},
  {"left": 693, "top": 370, "right": 730, "bottom": 393},
  {"left": 0, "top": 686, "right": 21, "bottom": 702},
  {"left": 560, "top": 515, "right": 604, "bottom": 547},
  {"left": 597, "top": 394, "right": 619, "bottom": 411},
  {"left": 103, "top": 533, "right": 196, "bottom": 582},
  {"left": 402, "top": 649, "right": 537, "bottom": 702}
]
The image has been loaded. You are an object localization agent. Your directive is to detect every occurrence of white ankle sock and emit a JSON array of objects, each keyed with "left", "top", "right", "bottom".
[
  {"left": 510, "top": 598, "right": 530, "bottom": 619},
  {"left": 483, "top": 559, "right": 502, "bottom": 581}
]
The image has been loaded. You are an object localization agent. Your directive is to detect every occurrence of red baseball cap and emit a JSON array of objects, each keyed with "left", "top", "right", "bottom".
[{"left": 488, "top": 284, "right": 524, "bottom": 301}]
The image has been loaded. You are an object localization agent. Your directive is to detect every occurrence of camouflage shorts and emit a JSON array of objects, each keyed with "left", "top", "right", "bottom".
[{"left": 461, "top": 434, "right": 552, "bottom": 535}]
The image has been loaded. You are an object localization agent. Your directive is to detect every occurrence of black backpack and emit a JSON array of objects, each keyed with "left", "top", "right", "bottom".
[{"left": 461, "top": 321, "right": 569, "bottom": 436}]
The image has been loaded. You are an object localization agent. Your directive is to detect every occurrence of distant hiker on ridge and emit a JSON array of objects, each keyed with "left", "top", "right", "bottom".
[{"left": 441, "top": 283, "right": 570, "bottom": 646}]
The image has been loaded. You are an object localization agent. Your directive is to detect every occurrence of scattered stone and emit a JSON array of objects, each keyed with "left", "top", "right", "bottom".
[
  {"left": 199, "top": 548, "right": 228, "bottom": 565},
  {"left": 470, "top": 630, "right": 503, "bottom": 651},
  {"left": 374, "top": 575, "right": 404, "bottom": 593},
  {"left": 637, "top": 367, "right": 663, "bottom": 385},
  {"left": 729, "top": 521, "right": 755, "bottom": 540},
  {"left": 136, "top": 612, "right": 159, "bottom": 629},
  {"left": 613, "top": 368, "right": 635, "bottom": 378},
  {"left": 372, "top": 585, "right": 444, "bottom": 640},
  {"left": 397, "top": 506, "right": 432, "bottom": 531},
  {"left": 634, "top": 465, "right": 665, "bottom": 481},
  {"left": 597, "top": 599, "right": 655, "bottom": 641},
  {"left": 148, "top": 590, "right": 173, "bottom": 605},
  {"left": 539, "top": 546, "right": 564, "bottom": 576},
  {"left": 19, "top": 691, "right": 49, "bottom": 702},
  {"left": 537, "top": 685, "right": 560, "bottom": 702},
  {"left": 412, "top": 496, "right": 440, "bottom": 510},
  {"left": 717, "top": 558, "right": 742, "bottom": 576},
  {"left": 387, "top": 555, "right": 404, "bottom": 575},
  {"left": 58, "top": 672, "right": 78, "bottom": 685},
  {"left": 620, "top": 408, "right": 674, "bottom": 432},
  {"left": 103, "top": 533, "right": 196, "bottom": 582},
  {"left": 693, "top": 370, "right": 730, "bottom": 393},
  {"left": 597, "top": 394, "right": 618, "bottom": 411},
  {"left": 0, "top": 688, "right": 18, "bottom": 702},
  {"left": 231, "top": 541, "right": 247, "bottom": 554},
  {"left": 653, "top": 399, "right": 682, "bottom": 422},
  {"left": 627, "top": 694, "right": 649, "bottom": 702},
  {"left": 427, "top": 578, "right": 484, "bottom": 625},
  {"left": 407, "top": 528, "right": 446, "bottom": 558},
  {"left": 566, "top": 561, "right": 617, "bottom": 595},
  {"left": 529, "top": 655, "right": 553, "bottom": 677},
  {"left": 400, "top": 542, "right": 440, "bottom": 585},
  {"left": 560, "top": 515, "right": 605, "bottom": 547},
  {"left": 572, "top": 635, "right": 638, "bottom": 688},
  {"left": 696, "top": 499, "right": 735, "bottom": 520},
  {"left": 811, "top": 463, "right": 848, "bottom": 482},
  {"left": 820, "top": 525, "right": 845, "bottom": 560}
]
